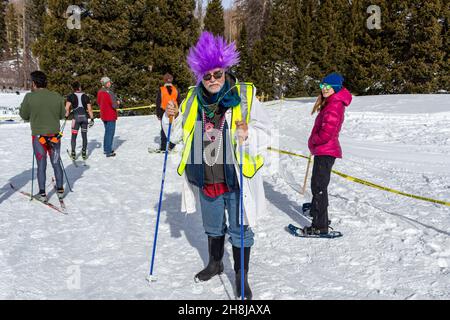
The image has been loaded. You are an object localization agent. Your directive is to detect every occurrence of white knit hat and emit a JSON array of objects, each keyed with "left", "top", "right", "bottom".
[{"left": 100, "top": 77, "right": 111, "bottom": 85}]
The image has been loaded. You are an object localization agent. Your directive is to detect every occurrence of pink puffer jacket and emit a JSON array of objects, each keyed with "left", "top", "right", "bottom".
[{"left": 308, "top": 88, "right": 352, "bottom": 158}]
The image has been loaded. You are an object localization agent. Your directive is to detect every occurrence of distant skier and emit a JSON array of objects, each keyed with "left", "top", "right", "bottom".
[
  {"left": 304, "top": 72, "right": 352, "bottom": 236},
  {"left": 155, "top": 73, "right": 181, "bottom": 152},
  {"left": 66, "top": 81, "right": 94, "bottom": 160},
  {"left": 97, "top": 76, "right": 120, "bottom": 157},
  {"left": 163, "top": 32, "right": 271, "bottom": 300},
  {"left": 19, "top": 71, "right": 66, "bottom": 201}
]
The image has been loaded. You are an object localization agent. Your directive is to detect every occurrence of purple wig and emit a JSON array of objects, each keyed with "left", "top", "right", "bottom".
[{"left": 187, "top": 31, "right": 240, "bottom": 84}]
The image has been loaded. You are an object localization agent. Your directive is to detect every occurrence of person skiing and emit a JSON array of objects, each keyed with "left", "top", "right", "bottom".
[
  {"left": 304, "top": 72, "right": 352, "bottom": 236},
  {"left": 163, "top": 31, "right": 271, "bottom": 300},
  {"left": 97, "top": 76, "right": 120, "bottom": 157},
  {"left": 155, "top": 73, "right": 181, "bottom": 153},
  {"left": 19, "top": 71, "right": 66, "bottom": 201},
  {"left": 66, "top": 81, "right": 94, "bottom": 160}
]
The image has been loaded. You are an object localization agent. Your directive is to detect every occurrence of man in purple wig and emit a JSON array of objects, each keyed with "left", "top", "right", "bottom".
[{"left": 163, "top": 31, "right": 271, "bottom": 300}]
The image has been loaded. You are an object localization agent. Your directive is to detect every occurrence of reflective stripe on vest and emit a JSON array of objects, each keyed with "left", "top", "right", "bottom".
[{"left": 177, "top": 83, "right": 264, "bottom": 178}]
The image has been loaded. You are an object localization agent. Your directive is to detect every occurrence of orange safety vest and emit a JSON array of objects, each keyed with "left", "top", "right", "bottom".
[{"left": 160, "top": 85, "right": 178, "bottom": 110}]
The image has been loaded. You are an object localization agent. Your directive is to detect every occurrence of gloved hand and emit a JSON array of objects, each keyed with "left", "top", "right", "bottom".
[{"left": 88, "top": 118, "right": 95, "bottom": 128}]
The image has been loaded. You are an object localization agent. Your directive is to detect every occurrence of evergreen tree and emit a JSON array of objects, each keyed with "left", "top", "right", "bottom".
[
  {"left": 5, "top": 3, "right": 20, "bottom": 61},
  {"left": 311, "top": 0, "right": 349, "bottom": 78},
  {"left": 440, "top": 0, "right": 449, "bottom": 91},
  {"left": 26, "top": 0, "right": 47, "bottom": 41},
  {"left": 33, "top": 0, "right": 199, "bottom": 107},
  {"left": 402, "top": 0, "right": 445, "bottom": 93},
  {"left": 291, "top": 0, "right": 319, "bottom": 96},
  {"left": 344, "top": 0, "right": 393, "bottom": 95},
  {"left": 236, "top": 23, "right": 251, "bottom": 81},
  {"left": 204, "top": 0, "right": 225, "bottom": 36},
  {"left": 34, "top": 0, "right": 133, "bottom": 99},
  {"left": 259, "top": 0, "right": 297, "bottom": 99},
  {"left": 0, "top": 0, "right": 7, "bottom": 58},
  {"left": 133, "top": 0, "right": 199, "bottom": 104},
  {"left": 249, "top": 38, "right": 268, "bottom": 95},
  {"left": 235, "top": 0, "right": 269, "bottom": 46}
]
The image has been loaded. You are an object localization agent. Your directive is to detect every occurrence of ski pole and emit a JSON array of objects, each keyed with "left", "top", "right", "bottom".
[
  {"left": 147, "top": 115, "right": 173, "bottom": 282},
  {"left": 239, "top": 138, "right": 245, "bottom": 301},
  {"left": 31, "top": 146, "right": 35, "bottom": 200},
  {"left": 59, "top": 116, "right": 73, "bottom": 192},
  {"left": 59, "top": 157, "right": 73, "bottom": 192},
  {"left": 301, "top": 154, "right": 312, "bottom": 195}
]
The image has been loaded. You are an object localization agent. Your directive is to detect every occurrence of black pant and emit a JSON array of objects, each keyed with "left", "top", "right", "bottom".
[
  {"left": 71, "top": 114, "right": 88, "bottom": 152},
  {"left": 310, "top": 155, "right": 336, "bottom": 231},
  {"left": 160, "top": 122, "right": 175, "bottom": 151}
]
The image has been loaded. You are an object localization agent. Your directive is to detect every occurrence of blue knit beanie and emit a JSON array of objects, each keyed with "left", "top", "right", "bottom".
[{"left": 321, "top": 72, "right": 344, "bottom": 93}]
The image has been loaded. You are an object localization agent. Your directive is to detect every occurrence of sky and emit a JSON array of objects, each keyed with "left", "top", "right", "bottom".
[{"left": 222, "top": 0, "right": 233, "bottom": 8}]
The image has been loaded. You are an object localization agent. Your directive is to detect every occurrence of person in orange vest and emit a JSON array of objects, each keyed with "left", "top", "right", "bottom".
[{"left": 155, "top": 73, "right": 181, "bottom": 152}]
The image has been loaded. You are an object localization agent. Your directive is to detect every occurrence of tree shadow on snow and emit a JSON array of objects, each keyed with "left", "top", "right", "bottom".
[
  {"left": 263, "top": 181, "right": 311, "bottom": 227},
  {"left": 370, "top": 203, "right": 450, "bottom": 237},
  {"left": 160, "top": 191, "right": 236, "bottom": 299}
]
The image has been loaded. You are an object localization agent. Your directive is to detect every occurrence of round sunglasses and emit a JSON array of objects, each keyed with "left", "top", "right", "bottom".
[
  {"left": 203, "top": 70, "right": 224, "bottom": 81},
  {"left": 319, "top": 83, "right": 333, "bottom": 90}
]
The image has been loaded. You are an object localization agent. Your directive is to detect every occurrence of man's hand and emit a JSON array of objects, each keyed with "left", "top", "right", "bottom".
[
  {"left": 166, "top": 100, "right": 179, "bottom": 119},
  {"left": 235, "top": 120, "right": 249, "bottom": 143},
  {"left": 88, "top": 118, "right": 95, "bottom": 128}
]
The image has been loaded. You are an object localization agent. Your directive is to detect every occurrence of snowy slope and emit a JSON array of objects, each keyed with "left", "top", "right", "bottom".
[
  {"left": 0, "top": 92, "right": 26, "bottom": 119},
  {"left": 0, "top": 94, "right": 449, "bottom": 299}
]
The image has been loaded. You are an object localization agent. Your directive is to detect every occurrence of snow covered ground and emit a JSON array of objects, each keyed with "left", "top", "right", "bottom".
[
  {"left": 0, "top": 92, "right": 25, "bottom": 120},
  {"left": 0, "top": 93, "right": 449, "bottom": 300}
]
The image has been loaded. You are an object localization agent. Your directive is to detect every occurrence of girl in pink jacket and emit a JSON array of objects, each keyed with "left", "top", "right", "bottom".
[{"left": 304, "top": 72, "right": 352, "bottom": 236}]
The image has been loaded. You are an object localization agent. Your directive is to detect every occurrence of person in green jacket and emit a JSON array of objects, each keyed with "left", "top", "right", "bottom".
[{"left": 19, "top": 71, "right": 66, "bottom": 202}]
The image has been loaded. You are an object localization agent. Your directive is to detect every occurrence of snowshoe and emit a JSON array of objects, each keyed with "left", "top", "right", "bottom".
[{"left": 287, "top": 224, "right": 343, "bottom": 239}]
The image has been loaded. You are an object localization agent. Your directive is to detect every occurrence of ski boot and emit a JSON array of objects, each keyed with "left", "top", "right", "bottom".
[
  {"left": 56, "top": 187, "right": 64, "bottom": 199},
  {"left": 195, "top": 235, "right": 225, "bottom": 282},
  {"left": 302, "top": 226, "right": 329, "bottom": 236},
  {"left": 81, "top": 149, "right": 87, "bottom": 160},
  {"left": 34, "top": 190, "right": 48, "bottom": 203},
  {"left": 233, "top": 246, "right": 252, "bottom": 300},
  {"left": 70, "top": 150, "right": 76, "bottom": 160}
]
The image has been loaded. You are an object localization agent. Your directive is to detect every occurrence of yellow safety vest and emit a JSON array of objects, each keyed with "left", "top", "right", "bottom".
[{"left": 177, "top": 82, "right": 264, "bottom": 178}]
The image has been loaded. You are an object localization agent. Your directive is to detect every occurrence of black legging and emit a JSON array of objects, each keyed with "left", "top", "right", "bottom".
[
  {"left": 71, "top": 115, "right": 88, "bottom": 152},
  {"left": 310, "top": 155, "right": 336, "bottom": 231},
  {"left": 160, "top": 121, "right": 175, "bottom": 151}
]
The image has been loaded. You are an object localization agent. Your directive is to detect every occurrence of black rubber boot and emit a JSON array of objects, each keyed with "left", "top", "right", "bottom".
[
  {"left": 232, "top": 246, "right": 252, "bottom": 300},
  {"left": 195, "top": 235, "right": 225, "bottom": 282}
]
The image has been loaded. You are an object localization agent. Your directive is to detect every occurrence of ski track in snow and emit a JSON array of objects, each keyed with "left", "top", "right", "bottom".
[{"left": 0, "top": 93, "right": 449, "bottom": 299}]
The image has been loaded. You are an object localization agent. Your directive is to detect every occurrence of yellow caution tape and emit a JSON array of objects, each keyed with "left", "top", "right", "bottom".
[
  {"left": 93, "top": 104, "right": 155, "bottom": 113},
  {"left": 0, "top": 116, "right": 20, "bottom": 120},
  {"left": 267, "top": 147, "right": 310, "bottom": 160},
  {"left": 267, "top": 147, "right": 450, "bottom": 207}
]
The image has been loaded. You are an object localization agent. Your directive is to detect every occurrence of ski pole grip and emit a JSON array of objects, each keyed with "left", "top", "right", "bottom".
[{"left": 169, "top": 115, "right": 174, "bottom": 124}]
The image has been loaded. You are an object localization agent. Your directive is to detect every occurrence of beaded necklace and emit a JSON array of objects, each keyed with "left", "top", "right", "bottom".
[{"left": 202, "top": 109, "right": 226, "bottom": 167}]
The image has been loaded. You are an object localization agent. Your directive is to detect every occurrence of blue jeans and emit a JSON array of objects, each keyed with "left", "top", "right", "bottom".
[
  {"left": 103, "top": 121, "right": 116, "bottom": 154},
  {"left": 199, "top": 189, "right": 254, "bottom": 248}
]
